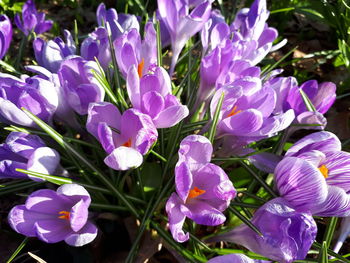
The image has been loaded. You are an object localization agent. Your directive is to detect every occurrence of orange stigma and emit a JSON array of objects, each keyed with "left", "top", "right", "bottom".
[
  {"left": 319, "top": 165, "right": 329, "bottom": 179},
  {"left": 227, "top": 105, "right": 242, "bottom": 118},
  {"left": 58, "top": 211, "right": 70, "bottom": 220},
  {"left": 122, "top": 138, "right": 132, "bottom": 147},
  {"left": 188, "top": 187, "right": 206, "bottom": 199},
  {"left": 137, "top": 58, "right": 145, "bottom": 78}
]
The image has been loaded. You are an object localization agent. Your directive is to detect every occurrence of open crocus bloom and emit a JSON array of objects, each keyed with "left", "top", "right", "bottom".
[
  {"left": 127, "top": 65, "right": 189, "bottom": 128},
  {"left": 157, "top": 0, "right": 211, "bottom": 75},
  {"left": 0, "top": 132, "right": 60, "bottom": 181},
  {"left": 87, "top": 102, "right": 158, "bottom": 170},
  {"left": 8, "top": 184, "right": 97, "bottom": 246},
  {"left": 166, "top": 135, "right": 236, "bottom": 242},
  {"left": 212, "top": 198, "right": 317, "bottom": 263},
  {"left": 14, "top": 0, "right": 53, "bottom": 36},
  {"left": 0, "top": 73, "right": 58, "bottom": 127},
  {"left": 211, "top": 85, "right": 294, "bottom": 154},
  {"left": 0, "top": 15, "right": 12, "bottom": 60},
  {"left": 275, "top": 131, "right": 350, "bottom": 216},
  {"left": 114, "top": 22, "right": 157, "bottom": 78}
]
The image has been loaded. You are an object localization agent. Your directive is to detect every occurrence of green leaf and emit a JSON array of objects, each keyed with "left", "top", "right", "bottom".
[
  {"left": 16, "top": 169, "right": 73, "bottom": 185},
  {"left": 228, "top": 206, "right": 263, "bottom": 237},
  {"left": 6, "top": 237, "right": 28, "bottom": 263},
  {"left": 141, "top": 163, "right": 162, "bottom": 193},
  {"left": 322, "top": 217, "right": 338, "bottom": 248},
  {"left": 208, "top": 92, "right": 225, "bottom": 143},
  {"left": 318, "top": 241, "right": 329, "bottom": 263},
  {"left": 299, "top": 89, "right": 317, "bottom": 112}
]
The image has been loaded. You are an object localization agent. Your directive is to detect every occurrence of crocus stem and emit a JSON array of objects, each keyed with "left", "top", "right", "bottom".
[{"left": 15, "top": 34, "right": 28, "bottom": 70}]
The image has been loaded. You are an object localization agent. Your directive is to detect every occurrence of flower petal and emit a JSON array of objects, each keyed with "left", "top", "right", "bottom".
[
  {"left": 104, "top": 146, "right": 143, "bottom": 170},
  {"left": 165, "top": 192, "right": 189, "bottom": 243},
  {"left": 181, "top": 200, "right": 226, "bottom": 226},
  {"left": 275, "top": 157, "right": 328, "bottom": 213}
]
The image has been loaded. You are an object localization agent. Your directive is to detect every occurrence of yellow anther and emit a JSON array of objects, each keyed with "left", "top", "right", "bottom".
[
  {"left": 319, "top": 165, "right": 329, "bottom": 179},
  {"left": 137, "top": 58, "right": 145, "bottom": 78},
  {"left": 227, "top": 105, "right": 242, "bottom": 118},
  {"left": 58, "top": 211, "right": 70, "bottom": 220}
]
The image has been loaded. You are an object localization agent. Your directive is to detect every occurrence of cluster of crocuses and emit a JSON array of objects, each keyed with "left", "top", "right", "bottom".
[{"left": 0, "top": 0, "right": 348, "bottom": 261}]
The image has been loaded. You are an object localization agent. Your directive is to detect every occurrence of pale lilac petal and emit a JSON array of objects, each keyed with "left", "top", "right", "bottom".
[
  {"left": 70, "top": 199, "right": 89, "bottom": 232},
  {"left": 126, "top": 65, "right": 141, "bottom": 109},
  {"left": 165, "top": 193, "right": 189, "bottom": 243},
  {"left": 153, "top": 104, "right": 189, "bottom": 128},
  {"left": 286, "top": 131, "right": 341, "bottom": 157},
  {"left": 275, "top": 157, "right": 328, "bottom": 213},
  {"left": 65, "top": 221, "right": 98, "bottom": 247},
  {"left": 141, "top": 91, "right": 164, "bottom": 119},
  {"left": 218, "top": 109, "right": 264, "bottom": 136},
  {"left": 27, "top": 147, "right": 60, "bottom": 180},
  {"left": 314, "top": 186, "right": 350, "bottom": 217},
  {"left": 178, "top": 135, "right": 213, "bottom": 165},
  {"left": 207, "top": 254, "right": 256, "bottom": 263},
  {"left": 104, "top": 146, "right": 143, "bottom": 170},
  {"left": 175, "top": 162, "right": 193, "bottom": 202},
  {"left": 181, "top": 200, "right": 226, "bottom": 226},
  {"left": 35, "top": 219, "right": 71, "bottom": 243},
  {"left": 324, "top": 151, "right": 350, "bottom": 193},
  {"left": 86, "top": 102, "right": 121, "bottom": 139}
]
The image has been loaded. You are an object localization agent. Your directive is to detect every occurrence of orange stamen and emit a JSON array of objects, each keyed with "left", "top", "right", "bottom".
[
  {"left": 137, "top": 58, "right": 145, "bottom": 78},
  {"left": 227, "top": 105, "right": 242, "bottom": 118},
  {"left": 122, "top": 138, "right": 132, "bottom": 147},
  {"left": 319, "top": 165, "right": 329, "bottom": 179},
  {"left": 188, "top": 187, "right": 206, "bottom": 199},
  {"left": 58, "top": 211, "right": 70, "bottom": 220}
]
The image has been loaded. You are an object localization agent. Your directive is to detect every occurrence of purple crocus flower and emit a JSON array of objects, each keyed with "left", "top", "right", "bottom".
[
  {"left": 0, "top": 73, "right": 58, "bottom": 127},
  {"left": 33, "top": 30, "right": 76, "bottom": 73},
  {"left": 87, "top": 102, "right": 158, "bottom": 170},
  {"left": 0, "top": 15, "right": 13, "bottom": 60},
  {"left": 208, "top": 254, "right": 268, "bottom": 263},
  {"left": 58, "top": 56, "right": 105, "bottom": 115},
  {"left": 269, "top": 77, "right": 336, "bottom": 128},
  {"left": 114, "top": 22, "right": 157, "bottom": 78},
  {"left": 157, "top": 0, "right": 211, "bottom": 75},
  {"left": 210, "top": 84, "right": 295, "bottom": 154},
  {"left": 213, "top": 198, "right": 317, "bottom": 263},
  {"left": 0, "top": 132, "right": 60, "bottom": 181},
  {"left": 166, "top": 135, "right": 236, "bottom": 242},
  {"left": 200, "top": 9, "right": 227, "bottom": 54},
  {"left": 81, "top": 27, "right": 111, "bottom": 70},
  {"left": 24, "top": 65, "right": 79, "bottom": 128},
  {"left": 275, "top": 131, "right": 350, "bottom": 217},
  {"left": 15, "top": 0, "right": 53, "bottom": 36},
  {"left": 8, "top": 184, "right": 98, "bottom": 246},
  {"left": 126, "top": 65, "right": 189, "bottom": 128},
  {"left": 96, "top": 3, "right": 139, "bottom": 40}
]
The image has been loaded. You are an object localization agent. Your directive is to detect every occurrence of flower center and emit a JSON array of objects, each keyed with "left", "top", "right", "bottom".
[
  {"left": 122, "top": 138, "right": 132, "bottom": 147},
  {"left": 137, "top": 58, "right": 145, "bottom": 78},
  {"left": 58, "top": 211, "right": 70, "bottom": 220},
  {"left": 188, "top": 187, "right": 206, "bottom": 199},
  {"left": 227, "top": 105, "right": 242, "bottom": 118},
  {"left": 318, "top": 164, "right": 329, "bottom": 179}
]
